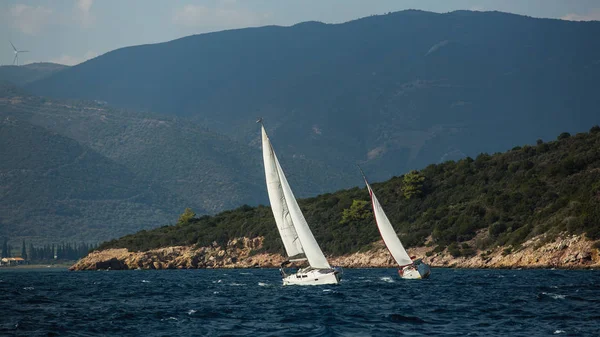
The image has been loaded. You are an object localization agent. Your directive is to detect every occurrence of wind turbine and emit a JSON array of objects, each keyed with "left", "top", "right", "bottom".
[{"left": 10, "top": 41, "right": 29, "bottom": 66}]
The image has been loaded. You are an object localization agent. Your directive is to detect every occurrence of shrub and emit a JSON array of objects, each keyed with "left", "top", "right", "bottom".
[
  {"left": 448, "top": 242, "right": 461, "bottom": 257},
  {"left": 557, "top": 132, "right": 571, "bottom": 140}
]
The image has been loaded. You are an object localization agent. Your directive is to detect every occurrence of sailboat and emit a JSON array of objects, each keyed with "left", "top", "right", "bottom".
[
  {"left": 259, "top": 120, "right": 341, "bottom": 286},
  {"left": 359, "top": 167, "right": 431, "bottom": 279}
]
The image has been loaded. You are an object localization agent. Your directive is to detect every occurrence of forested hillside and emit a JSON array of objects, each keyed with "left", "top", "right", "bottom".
[
  {"left": 0, "top": 83, "right": 362, "bottom": 245},
  {"left": 27, "top": 10, "right": 600, "bottom": 186},
  {"left": 98, "top": 127, "right": 600, "bottom": 256},
  {"left": 0, "top": 117, "right": 183, "bottom": 245}
]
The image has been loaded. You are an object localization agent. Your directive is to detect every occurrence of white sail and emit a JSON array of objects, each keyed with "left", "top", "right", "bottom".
[
  {"left": 364, "top": 179, "right": 413, "bottom": 266},
  {"left": 261, "top": 126, "right": 304, "bottom": 258},
  {"left": 261, "top": 125, "right": 331, "bottom": 269}
]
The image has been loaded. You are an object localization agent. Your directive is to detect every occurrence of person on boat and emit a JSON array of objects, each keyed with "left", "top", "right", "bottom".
[
  {"left": 398, "top": 256, "right": 420, "bottom": 277},
  {"left": 280, "top": 260, "right": 291, "bottom": 277}
]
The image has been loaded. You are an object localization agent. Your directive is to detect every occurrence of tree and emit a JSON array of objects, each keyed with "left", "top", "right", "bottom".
[
  {"left": 21, "top": 240, "right": 27, "bottom": 260},
  {"left": 401, "top": 170, "right": 425, "bottom": 199},
  {"left": 1, "top": 238, "right": 7, "bottom": 258},
  {"left": 177, "top": 208, "right": 196, "bottom": 225},
  {"left": 557, "top": 132, "right": 571, "bottom": 140},
  {"left": 340, "top": 200, "right": 372, "bottom": 224},
  {"left": 29, "top": 243, "right": 35, "bottom": 260}
]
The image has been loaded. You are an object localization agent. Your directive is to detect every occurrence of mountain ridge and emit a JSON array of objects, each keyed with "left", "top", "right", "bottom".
[
  {"left": 0, "top": 62, "right": 68, "bottom": 86},
  {"left": 26, "top": 10, "right": 600, "bottom": 186}
]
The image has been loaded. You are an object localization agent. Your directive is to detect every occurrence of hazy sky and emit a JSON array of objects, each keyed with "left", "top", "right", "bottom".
[{"left": 2, "top": 0, "right": 600, "bottom": 66}]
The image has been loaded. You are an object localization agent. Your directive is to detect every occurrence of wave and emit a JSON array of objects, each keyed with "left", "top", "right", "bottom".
[
  {"left": 540, "top": 292, "right": 566, "bottom": 300},
  {"left": 160, "top": 317, "right": 178, "bottom": 322},
  {"left": 388, "top": 314, "right": 426, "bottom": 324},
  {"left": 2, "top": 268, "right": 599, "bottom": 336}
]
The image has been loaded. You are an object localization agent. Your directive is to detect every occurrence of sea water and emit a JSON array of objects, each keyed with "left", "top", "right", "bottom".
[{"left": 1, "top": 268, "right": 598, "bottom": 336}]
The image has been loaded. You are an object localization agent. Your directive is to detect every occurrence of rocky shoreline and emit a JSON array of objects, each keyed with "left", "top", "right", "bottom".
[{"left": 69, "top": 234, "right": 600, "bottom": 271}]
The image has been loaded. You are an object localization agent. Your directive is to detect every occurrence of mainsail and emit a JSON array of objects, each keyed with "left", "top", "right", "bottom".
[
  {"left": 362, "top": 173, "right": 413, "bottom": 267},
  {"left": 261, "top": 125, "right": 331, "bottom": 269}
]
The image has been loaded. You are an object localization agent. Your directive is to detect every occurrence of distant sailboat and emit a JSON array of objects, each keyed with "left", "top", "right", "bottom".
[
  {"left": 259, "top": 120, "right": 341, "bottom": 286},
  {"left": 359, "top": 167, "right": 431, "bottom": 279}
]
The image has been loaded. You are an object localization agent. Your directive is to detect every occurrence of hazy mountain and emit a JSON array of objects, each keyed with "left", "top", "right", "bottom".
[
  {"left": 0, "top": 115, "right": 184, "bottom": 245},
  {"left": 27, "top": 10, "right": 600, "bottom": 184},
  {"left": 0, "top": 62, "right": 68, "bottom": 86},
  {"left": 0, "top": 85, "right": 257, "bottom": 213},
  {"left": 1, "top": 84, "right": 360, "bottom": 247}
]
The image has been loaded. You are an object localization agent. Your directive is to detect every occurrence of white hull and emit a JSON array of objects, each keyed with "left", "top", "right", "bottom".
[
  {"left": 399, "top": 263, "right": 431, "bottom": 280},
  {"left": 282, "top": 267, "right": 341, "bottom": 286}
]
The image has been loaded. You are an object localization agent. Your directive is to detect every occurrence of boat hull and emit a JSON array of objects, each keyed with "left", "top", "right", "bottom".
[
  {"left": 282, "top": 267, "right": 341, "bottom": 286},
  {"left": 399, "top": 263, "right": 431, "bottom": 279}
]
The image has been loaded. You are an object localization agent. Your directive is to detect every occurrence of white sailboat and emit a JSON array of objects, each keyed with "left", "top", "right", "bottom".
[
  {"left": 359, "top": 168, "right": 431, "bottom": 279},
  {"left": 260, "top": 120, "right": 341, "bottom": 286}
]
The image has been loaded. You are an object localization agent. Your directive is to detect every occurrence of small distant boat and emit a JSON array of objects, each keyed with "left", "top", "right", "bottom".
[
  {"left": 259, "top": 120, "right": 341, "bottom": 286},
  {"left": 359, "top": 167, "right": 431, "bottom": 279}
]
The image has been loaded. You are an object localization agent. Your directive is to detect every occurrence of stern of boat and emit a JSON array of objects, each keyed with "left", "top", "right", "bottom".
[{"left": 417, "top": 262, "right": 431, "bottom": 279}]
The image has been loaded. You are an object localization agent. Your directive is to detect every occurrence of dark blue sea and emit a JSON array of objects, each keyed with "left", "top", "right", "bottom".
[{"left": 1, "top": 268, "right": 599, "bottom": 336}]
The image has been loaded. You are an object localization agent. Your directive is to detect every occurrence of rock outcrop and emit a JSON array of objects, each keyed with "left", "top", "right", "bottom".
[
  {"left": 70, "top": 234, "right": 600, "bottom": 271},
  {"left": 70, "top": 237, "right": 285, "bottom": 271},
  {"left": 424, "top": 234, "right": 600, "bottom": 269}
]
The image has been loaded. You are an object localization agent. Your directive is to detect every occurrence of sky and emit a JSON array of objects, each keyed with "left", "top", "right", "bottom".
[{"left": 1, "top": 0, "right": 600, "bottom": 66}]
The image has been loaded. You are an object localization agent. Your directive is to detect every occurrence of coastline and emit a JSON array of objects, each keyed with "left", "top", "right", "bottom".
[
  {"left": 0, "top": 263, "right": 73, "bottom": 270},
  {"left": 69, "top": 234, "right": 599, "bottom": 271}
]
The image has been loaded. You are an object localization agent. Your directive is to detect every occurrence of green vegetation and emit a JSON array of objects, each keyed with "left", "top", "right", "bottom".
[
  {"left": 0, "top": 237, "right": 95, "bottom": 261},
  {"left": 1, "top": 238, "right": 7, "bottom": 258},
  {"left": 177, "top": 208, "right": 196, "bottom": 225},
  {"left": 340, "top": 200, "right": 372, "bottom": 224},
  {"left": 98, "top": 127, "right": 600, "bottom": 255},
  {"left": 401, "top": 170, "right": 425, "bottom": 199}
]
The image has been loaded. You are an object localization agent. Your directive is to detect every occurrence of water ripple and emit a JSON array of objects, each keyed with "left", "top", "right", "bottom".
[{"left": 0, "top": 268, "right": 599, "bottom": 336}]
